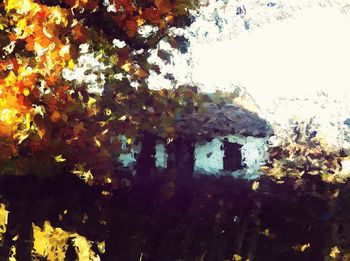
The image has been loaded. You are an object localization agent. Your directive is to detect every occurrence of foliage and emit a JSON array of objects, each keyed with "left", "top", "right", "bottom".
[
  {"left": 262, "top": 118, "right": 345, "bottom": 182},
  {"left": 32, "top": 221, "right": 103, "bottom": 260},
  {"left": 0, "top": 203, "right": 8, "bottom": 244},
  {"left": 0, "top": 0, "right": 204, "bottom": 182}
]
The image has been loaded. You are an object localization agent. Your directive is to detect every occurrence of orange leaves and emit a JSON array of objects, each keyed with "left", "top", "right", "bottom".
[
  {"left": 4, "top": 0, "right": 72, "bottom": 80},
  {"left": 73, "top": 122, "right": 86, "bottom": 138},
  {"left": 72, "top": 23, "right": 88, "bottom": 42},
  {"left": 25, "top": 36, "right": 35, "bottom": 52},
  {"left": 125, "top": 19, "right": 138, "bottom": 37},
  {"left": 64, "top": 0, "right": 99, "bottom": 10},
  {"left": 114, "top": 0, "right": 137, "bottom": 14},
  {"left": 0, "top": 59, "right": 19, "bottom": 73},
  {"left": 124, "top": 15, "right": 145, "bottom": 37},
  {"left": 141, "top": 0, "right": 174, "bottom": 26},
  {"left": 0, "top": 97, "right": 33, "bottom": 138},
  {"left": 154, "top": 0, "right": 172, "bottom": 14},
  {"left": 0, "top": 69, "right": 36, "bottom": 140},
  {"left": 50, "top": 110, "right": 61, "bottom": 122},
  {"left": 108, "top": 0, "right": 190, "bottom": 36},
  {"left": 38, "top": 35, "right": 52, "bottom": 49},
  {"left": 142, "top": 7, "right": 162, "bottom": 24},
  {"left": 134, "top": 67, "right": 148, "bottom": 79}
]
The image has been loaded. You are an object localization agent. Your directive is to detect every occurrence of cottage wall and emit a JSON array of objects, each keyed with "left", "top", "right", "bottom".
[
  {"left": 194, "top": 138, "right": 224, "bottom": 173},
  {"left": 191, "top": 134, "right": 269, "bottom": 178},
  {"left": 155, "top": 143, "right": 167, "bottom": 168},
  {"left": 118, "top": 134, "right": 269, "bottom": 179}
]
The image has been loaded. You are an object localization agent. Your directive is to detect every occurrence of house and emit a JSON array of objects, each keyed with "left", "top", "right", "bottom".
[
  {"left": 118, "top": 91, "right": 273, "bottom": 179},
  {"left": 172, "top": 101, "right": 273, "bottom": 179}
]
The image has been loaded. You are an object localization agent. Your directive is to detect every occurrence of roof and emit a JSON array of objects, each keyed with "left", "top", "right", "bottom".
[{"left": 175, "top": 102, "right": 273, "bottom": 139}]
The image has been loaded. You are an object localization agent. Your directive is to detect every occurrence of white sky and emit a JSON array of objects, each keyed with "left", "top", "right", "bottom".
[
  {"left": 191, "top": 6, "right": 350, "bottom": 116},
  {"left": 177, "top": 2, "right": 350, "bottom": 148}
]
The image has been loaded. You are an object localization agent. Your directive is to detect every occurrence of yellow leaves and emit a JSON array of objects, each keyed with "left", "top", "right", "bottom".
[
  {"left": 32, "top": 221, "right": 101, "bottom": 260},
  {"left": 5, "top": 0, "right": 34, "bottom": 14},
  {"left": 97, "top": 241, "right": 105, "bottom": 254},
  {"left": 68, "top": 59, "right": 75, "bottom": 70},
  {"left": 101, "top": 190, "right": 111, "bottom": 196},
  {"left": 32, "top": 221, "right": 69, "bottom": 260},
  {"left": 259, "top": 228, "right": 276, "bottom": 240},
  {"left": 118, "top": 115, "right": 127, "bottom": 121},
  {"left": 322, "top": 173, "right": 336, "bottom": 183},
  {"left": 87, "top": 97, "right": 99, "bottom": 116},
  {"left": 6, "top": 0, "right": 68, "bottom": 28},
  {"left": 233, "top": 254, "right": 242, "bottom": 261},
  {"left": 330, "top": 246, "right": 341, "bottom": 259},
  {"left": 260, "top": 228, "right": 270, "bottom": 237},
  {"left": 0, "top": 108, "right": 19, "bottom": 125},
  {"left": 72, "top": 164, "right": 94, "bottom": 184},
  {"left": 8, "top": 245, "right": 16, "bottom": 261},
  {"left": 23, "top": 88, "right": 30, "bottom": 96},
  {"left": 121, "top": 62, "right": 132, "bottom": 72},
  {"left": 5, "top": 71, "right": 17, "bottom": 86},
  {"left": 104, "top": 108, "right": 112, "bottom": 116},
  {"left": 72, "top": 236, "right": 101, "bottom": 261},
  {"left": 87, "top": 97, "right": 96, "bottom": 107},
  {"left": 136, "top": 17, "right": 145, "bottom": 27},
  {"left": 300, "top": 243, "right": 310, "bottom": 252},
  {"left": 54, "top": 155, "right": 66, "bottom": 162},
  {"left": 105, "top": 177, "right": 112, "bottom": 184},
  {"left": 0, "top": 204, "right": 9, "bottom": 242},
  {"left": 6, "top": 110, "right": 32, "bottom": 143},
  {"left": 33, "top": 104, "right": 46, "bottom": 117},
  {"left": 251, "top": 181, "right": 259, "bottom": 191},
  {"left": 49, "top": 7, "right": 69, "bottom": 27},
  {"left": 94, "top": 137, "right": 101, "bottom": 147},
  {"left": 293, "top": 243, "right": 311, "bottom": 252},
  {"left": 17, "top": 18, "right": 27, "bottom": 31},
  {"left": 24, "top": 112, "right": 31, "bottom": 130},
  {"left": 0, "top": 90, "right": 33, "bottom": 140}
]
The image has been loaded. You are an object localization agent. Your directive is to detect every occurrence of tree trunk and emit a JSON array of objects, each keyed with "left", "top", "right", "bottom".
[
  {"left": 136, "top": 132, "right": 157, "bottom": 177},
  {"left": 167, "top": 137, "right": 195, "bottom": 178}
]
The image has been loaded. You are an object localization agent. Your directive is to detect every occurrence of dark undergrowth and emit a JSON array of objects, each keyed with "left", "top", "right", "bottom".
[{"left": 0, "top": 171, "right": 348, "bottom": 261}]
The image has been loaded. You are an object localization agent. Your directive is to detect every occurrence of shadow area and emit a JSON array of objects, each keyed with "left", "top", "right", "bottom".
[{"left": 0, "top": 172, "right": 347, "bottom": 261}]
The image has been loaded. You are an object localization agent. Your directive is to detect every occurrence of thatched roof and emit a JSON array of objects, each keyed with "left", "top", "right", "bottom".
[{"left": 175, "top": 102, "right": 273, "bottom": 139}]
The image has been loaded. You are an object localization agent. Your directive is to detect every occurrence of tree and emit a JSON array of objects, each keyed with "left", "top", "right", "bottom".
[{"left": 0, "top": 0, "right": 204, "bottom": 183}]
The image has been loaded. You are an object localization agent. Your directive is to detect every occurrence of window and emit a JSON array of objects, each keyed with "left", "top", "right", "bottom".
[{"left": 222, "top": 138, "right": 244, "bottom": 171}]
